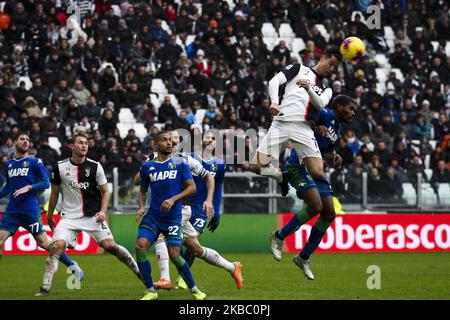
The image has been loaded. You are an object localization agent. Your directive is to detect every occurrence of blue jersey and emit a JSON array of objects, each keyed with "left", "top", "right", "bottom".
[
  {"left": 140, "top": 156, "right": 193, "bottom": 222},
  {"left": 1, "top": 156, "right": 49, "bottom": 216},
  {"left": 189, "top": 153, "right": 226, "bottom": 219},
  {"left": 287, "top": 108, "right": 341, "bottom": 167}
]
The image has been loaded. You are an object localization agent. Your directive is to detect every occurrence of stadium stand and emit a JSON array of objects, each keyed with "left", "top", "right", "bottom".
[{"left": 0, "top": 0, "right": 448, "bottom": 207}]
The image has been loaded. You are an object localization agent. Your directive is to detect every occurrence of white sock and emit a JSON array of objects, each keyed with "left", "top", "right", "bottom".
[
  {"left": 155, "top": 238, "right": 171, "bottom": 281},
  {"left": 113, "top": 245, "right": 141, "bottom": 277},
  {"left": 42, "top": 253, "right": 59, "bottom": 291},
  {"left": 260, "top": 165, "right": 282, "bottom": 183},
  {"left": 200, "top": 247, "right": 235, "bottom": 273}
]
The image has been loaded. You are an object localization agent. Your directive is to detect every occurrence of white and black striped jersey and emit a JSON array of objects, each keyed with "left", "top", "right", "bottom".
[
  {"left": 51, "top": 158, "right": 108, "bottom": 219},
  {"left": 277, "top": 63, "right": 333, "bottom": 124}
]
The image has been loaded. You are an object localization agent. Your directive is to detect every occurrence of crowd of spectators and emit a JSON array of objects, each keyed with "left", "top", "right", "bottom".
[{"left": 0, "top": 0, "right": 449, "bottom": 204}]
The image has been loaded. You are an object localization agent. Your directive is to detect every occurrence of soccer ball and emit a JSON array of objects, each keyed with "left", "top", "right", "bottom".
[{"left": 339, "top": 37, "right": 365, "bottom": 61}]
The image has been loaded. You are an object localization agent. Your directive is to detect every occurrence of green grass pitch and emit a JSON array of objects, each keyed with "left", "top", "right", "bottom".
[{"left": 1, "top": 252, "right": 449, "bottom": 300}]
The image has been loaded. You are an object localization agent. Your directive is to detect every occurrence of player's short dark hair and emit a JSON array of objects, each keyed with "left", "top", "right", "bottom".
[
  {"left": 323, "top": 45, "right": 343, "bottom": 62},
  {"left": 13, "top": 131, "right": 29, "bottom": 141},
  {"left": 73, "top": 132, "right": 89, "bottom": 142},
  {"left": 154, "top": 131, "right": 171, "bottom": 143},
  {"left": 331, "top": 94, "right": 357, "bottom": 109}
]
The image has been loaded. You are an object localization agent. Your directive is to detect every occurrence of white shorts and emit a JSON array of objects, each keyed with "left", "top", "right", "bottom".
[
  {"left": 181, "top": 205, "right": 199, "bottom": 239},
  {"left": 53, "top": 216, "right": 114, "bottom": 249},
  {"left": 256, "top": 120, "right": 322, "bottom": 162}
]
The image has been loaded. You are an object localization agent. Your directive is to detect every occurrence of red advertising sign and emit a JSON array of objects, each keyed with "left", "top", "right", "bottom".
[
  {"left": 1, "top": 214, "right": 100, "bottom": 255},
  {"left": 282, "top": 214, "right": 450, "bottom": 253}
]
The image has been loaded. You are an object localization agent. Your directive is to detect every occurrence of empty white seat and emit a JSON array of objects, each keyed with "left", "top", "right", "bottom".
[
  {"left": 133, "top": 123, "right": 148, "bottom": 140},
  {"left": 446, "top": 41, "right": 450, "bottom": 57},
  {"left": 262, "top": 23, "right": 277, "bottom": 37},
  {"left": 375, "top": 54, "right": 389, "bottom": 66},
  {"left": 195, "top": 109, "right": 206, "bottom": 125},
  {"left": 185, "top": 35, "right": 196, "bottom": 47},
  {"left": 429, "top": 140, "right": 437, "bottom": 149},
  {"left": 421, "top": 183, "right": 438, "bottom": 205},
  {"left": 431, "top": 41, "right": 439, "bottom": 52},
  {"left": 111, "top": 4, "right": 121, "bottom": 17},
  {"left": 375, "top": 68, "right": 387, "bottom": 83},
  {"left": 262, "top": 37, "right": 277, "bottom": 51},
  {"left": 438, "top": 184, "right": 450, "bottom": 205},
  {"left": 279, "top": 23, "right": 295, "bottom": 38},
  {"left": 160, "top": 19, "right": 172, "bottom": 35},
  {"left": 424, "top": 169, "right": 433, "bottom": 181},
  {"left": 224, "top": 0, "right": 235, "bottom": 10},
  {"left": 402, "top": 183, "right": 417, "bottom": 205},
  {"left": 118, "top": 108, "right": 136, "bottom": 123},
  {"left": 151, "top": 78, "right": 168, "bottom": 94},
  {"left": 384, "top": 26, "right": 395, "bottom": 40},
  {"left": 48, "top": 137, "right": 61, "bottom": 156},
  {"left": 0, "top": 2, "right": 6, "bottom": 12},
  {"left": 292, "top": 37, "right": 306, "bottom": 54}
]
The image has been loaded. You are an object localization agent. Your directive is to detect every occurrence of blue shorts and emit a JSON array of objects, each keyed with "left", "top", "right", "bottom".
[
  {"left": 137, "top": 214, "right": 182, "bottom": 248},
  {"left": 189, "top": 203, "right": 207, "bottom": 233},
  {"left": 286, "top": 164, "right": 333, "bottom": 200},
  {"left": 0, "top": 213, "right": 45, "bottom": 236}
]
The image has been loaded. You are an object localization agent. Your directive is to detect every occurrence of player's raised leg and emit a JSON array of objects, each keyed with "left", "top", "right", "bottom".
[
  {"left": 183, "top": 234, "right": 243, "bottom": 289},
  {"left": 35, "top": 239, "right": 67, "bottom": 296},
  {"left": 153, "top": 235, "right": 173, "bottom": 289},
  {"left": 271, "top": 168, "right": 322, "bottom": 261},
  {"left": 135, "top": 229, "right": 158, "bottom": 300},
  {"left": 167, "top": 241, "right": 206, "bottom": 300},
  {"left": 294, "top": 195, "right": 336, "bottom": 280},
  {"left": 250, "top": 123, "right": 290, "bottom": 195},
  {"left": 34, "top": 232, "right": 84, "bottom": 281},
  {"left": 99, "top": 238, "right": 143, "bottom": 283}
]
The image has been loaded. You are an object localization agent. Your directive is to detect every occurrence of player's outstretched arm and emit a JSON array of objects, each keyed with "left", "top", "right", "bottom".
[
  {"left": 47, "top": 184, "right": 60, "bottom": 230},
  {"left": 203, "top": 172, "right": 215, "bottom": 218},
  {"left": 136, "top": 190, "right": 147, "bottom": 223},
  {"left": 95, "top": 184, "right": 110, "bottom": 222},
  {"left": 268, "top": 72, "right": 287, "bottom": 115},
  {"left": 133, "top": 172, "right": 141, "bottom": 186},
  {"left": 297, "top": 79, "right": 332, "bottom": 110}
]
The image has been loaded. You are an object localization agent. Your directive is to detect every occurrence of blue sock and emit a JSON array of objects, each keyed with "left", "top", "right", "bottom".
[
  {"left": 136, "top": 251, "right": 153, "bottom": 289},
  {"left": 277, "top": 215, "right": 301, "bottom": 240},
  {"left": 299, "top": 226, "right": 325, "bottom": 260},
  {"left": 172, "top": 255, "right": 196, "bottom": 289},
  {"left": 58, "top": 253, "right": 75, "bottom": 267}
]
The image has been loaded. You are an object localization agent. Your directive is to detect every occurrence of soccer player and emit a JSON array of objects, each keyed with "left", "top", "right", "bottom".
[
  {"left": 176, "top": 133, "right": 243, "bottom": 289},
  {"left": 250, "top": 46, "right": 343, "bottom": 196},
  {"left": 0, "top": 133, "right": 83, "bottom": 281},
  {"left": 35, "top": 132, "right": 142, "bottom": 296},
  {"left": 136, "top": 131, "right": 206, "bottom": 300},
  {"left": 170, "top": 131, "right": 243, "bottom": 290},
  {"left": 270, "top": 95, "right": 357, "bottom": 280}
]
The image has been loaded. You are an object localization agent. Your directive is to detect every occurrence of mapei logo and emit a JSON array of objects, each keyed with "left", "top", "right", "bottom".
[
  {"left": 69, "top": 181, "right": 90, "bottom": 190},
  {"left": 8, "top": 168, "right": 29, "bottom": 177},
  {"left": 149, "top": 170, "right": 177, "bottom": 182},
  {"left": 327, "top": 126, "right": 338, "bottom": 143}
]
